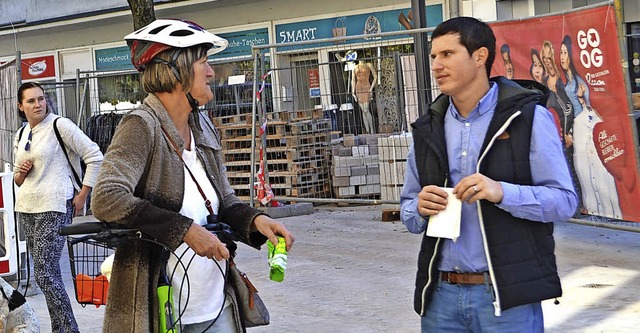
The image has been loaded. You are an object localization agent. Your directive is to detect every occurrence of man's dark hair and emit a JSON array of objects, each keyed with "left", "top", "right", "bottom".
[{"left": 431, "top": 17, "right": 496, "bottom": 77}]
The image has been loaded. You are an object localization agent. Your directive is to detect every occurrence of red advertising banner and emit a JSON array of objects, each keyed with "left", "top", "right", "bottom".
[
  {"left": 308, "top": 68, "right": 321, "bottom": 97},
  {"left": 21, "top": 55, "right": 56, "bottom": 80},
  {"left": 490, "top": 4, "right": 640, "bottom": 222}
]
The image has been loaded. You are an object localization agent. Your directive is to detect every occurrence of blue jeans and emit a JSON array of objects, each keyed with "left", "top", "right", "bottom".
[
  {"left": 421, "top": 278, "right": 543, "bottom": 333},
  {"left": 181, "top": 304, "right": 238, "bottom": 333}
]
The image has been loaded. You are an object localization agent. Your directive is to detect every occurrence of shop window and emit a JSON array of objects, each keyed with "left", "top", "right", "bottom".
[
  {"left": 328, "top": 44, "right": 414, "bottom": 135},
  {"left": 208, "top": 59, "right": 271, "bottom": 117},
  {"left": 291, "top": 56, "right": 319, "bottom": 111},
  {"left": 628, "top": 22, "right": 640, "bottom": 94},
  {"left": 97, "top": 74, "right": 145, "bottom": 112}
]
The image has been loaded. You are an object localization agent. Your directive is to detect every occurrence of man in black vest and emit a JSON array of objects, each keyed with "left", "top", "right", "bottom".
[{"left": 400, "top": 17, "right": 578, "bottom": 332}]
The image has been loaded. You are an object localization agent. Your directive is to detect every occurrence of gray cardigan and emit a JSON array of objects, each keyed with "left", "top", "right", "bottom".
[{"left": 91, "top": 94, "right": 266, "bottom": 332}]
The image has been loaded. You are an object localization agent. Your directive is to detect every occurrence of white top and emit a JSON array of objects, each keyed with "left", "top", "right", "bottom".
[
  {"left": 573, "top": 107, "right": 622, "bottom": 219},
  {"left": 13, "top": 113, "right": 103, "bottom": 213},
  {"left": 167, "top": 130, "right": 226, "bottom": 325}
]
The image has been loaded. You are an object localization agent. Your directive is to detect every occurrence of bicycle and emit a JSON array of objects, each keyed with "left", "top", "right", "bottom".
[{"left": 59, "top": 220, "right": 242, "bottom": 333}]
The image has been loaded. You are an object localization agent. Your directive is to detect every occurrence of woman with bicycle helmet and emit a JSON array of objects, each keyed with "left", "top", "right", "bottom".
[{"left": 91, "top": 19, "right": 294, "bottom": 333}]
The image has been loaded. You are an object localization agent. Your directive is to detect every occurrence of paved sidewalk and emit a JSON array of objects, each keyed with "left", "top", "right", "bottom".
[{"left": 26, "top": 205, "right": 640, "bottom": 332}]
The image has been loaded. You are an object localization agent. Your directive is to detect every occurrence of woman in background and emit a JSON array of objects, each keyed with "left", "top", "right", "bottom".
[
  {"left": 541, "top": 40, "right": 574, "bottom": 145},
  {"left": 13, "top": 81, "right": 103, "bottom": 332},
  {"left": 560, "top": 34, "right": 590, "bottom": 117},
  {"left": 530, "top": 48, "right": 563, "bottom": 139},
  {"left": 541, "top": 40, "right": 581, "bottom": 213},
  {"left": 529, "top": 48, "right": 545, "bottom": 84}
]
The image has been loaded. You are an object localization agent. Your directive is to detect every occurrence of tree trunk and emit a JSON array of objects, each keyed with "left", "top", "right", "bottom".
[{"left": 127, "top": 0, "right": 156, "bottom": 31}]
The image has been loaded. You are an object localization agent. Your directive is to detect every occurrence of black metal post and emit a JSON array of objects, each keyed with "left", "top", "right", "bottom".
[{"left": 411, "top": 0, "right": 432, "bottom": 114}]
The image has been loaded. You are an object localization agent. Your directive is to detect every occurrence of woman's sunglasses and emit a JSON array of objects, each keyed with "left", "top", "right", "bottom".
[{"left": 25, "top": 130, "right": 32, "bottom": 151}]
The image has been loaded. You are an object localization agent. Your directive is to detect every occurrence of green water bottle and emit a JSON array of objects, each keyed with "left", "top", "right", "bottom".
[
  {"left": 158, "top": 270, "right": 178, "bottom": 333},
  {"left": 267, "top": 236, "right": 287, "bottom": 282}
]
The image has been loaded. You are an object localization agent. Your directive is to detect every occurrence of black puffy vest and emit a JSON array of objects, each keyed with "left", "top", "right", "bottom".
[{"left": 410, "top": 77, "right": 561, "bottom": 315}]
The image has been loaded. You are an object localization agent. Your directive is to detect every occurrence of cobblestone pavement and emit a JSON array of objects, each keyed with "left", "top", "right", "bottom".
[{"left": 25, "top": 205, "right": 640, "bottom": 332}]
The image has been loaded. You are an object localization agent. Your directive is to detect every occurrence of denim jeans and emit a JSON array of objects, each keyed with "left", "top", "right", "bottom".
[
  {"left": 421, "top": 278, "right": 543, "bottom": 333},
  {"left": 181, "top": 304, "right": 238, "bottom": 333}
]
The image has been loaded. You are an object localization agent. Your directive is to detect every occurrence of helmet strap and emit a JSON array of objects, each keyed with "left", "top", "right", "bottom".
[
  {"left": 151, "top": 49, "right": 183, "bottom": 83},
  {"left": 186, "top": 92, "right": 199, "bottom": 112},
  {"left": 187, "top": 92, "right": 203, "bottom": 130}
]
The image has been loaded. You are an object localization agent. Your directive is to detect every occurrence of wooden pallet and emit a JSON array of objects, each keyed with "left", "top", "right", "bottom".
[
  {"left": 212, "top": 113, "right": 253, "bottom": 127},
  {"left": 221, "top": 132, "right": 329, "bottom": 150},
  {"left": 217, "top": 121, "right": 288, "bottom": 139},
  {"left": 288, "top": 119, "right": 331, "bottom": 135},
  {"left": 224, "top": 157, "right": 330, "bottom": 173},
  {"left": 381, "top": 209, "right": 400, "bottom": 222},
  {"left": 282, "top": 109, "right": 324, "bottom": 122},
  {"left": 291, "top": 180, "right": 331, "bottom": 197},
  {"left": 232, "top": 186, "right": 292, "bottom": 198},
  {"left": 227, "top": 168, "right": 330, "bottom": 188},
  {"left": 285, "top": 133, "right": 330, "bottom": 148}
]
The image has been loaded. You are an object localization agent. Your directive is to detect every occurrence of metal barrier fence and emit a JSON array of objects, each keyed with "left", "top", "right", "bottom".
[
  {"left": 0, "top": 58, "right": 20, "bottom": 171},
  {"left": 2, "top": 27, "right": 632, "bottom": 229},
  {"left": 212, "top": 28, "right": 439, "bottom": 207}
]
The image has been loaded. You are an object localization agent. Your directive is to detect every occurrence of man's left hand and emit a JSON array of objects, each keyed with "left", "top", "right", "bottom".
[{"left": 453, "top": 173, "right": 503, "bottom": 204}]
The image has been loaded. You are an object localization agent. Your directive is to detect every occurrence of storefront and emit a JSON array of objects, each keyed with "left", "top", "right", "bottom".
[{"left": 269, "top": 3, "right": 443, "bottom": 134}]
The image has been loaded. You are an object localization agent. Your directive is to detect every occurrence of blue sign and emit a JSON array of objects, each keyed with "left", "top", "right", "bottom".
[
  {"left": 310, "top": 87, "right": 321, "bottom": 97},
  {"left": 210, "top": 28, "right": 269, "bottom": 60},
  {"left": 95, "top": 46, "right": 134, "bottom": 71},
  {"left": 275, "top": 4, "right": 443, "bottom": 50}
]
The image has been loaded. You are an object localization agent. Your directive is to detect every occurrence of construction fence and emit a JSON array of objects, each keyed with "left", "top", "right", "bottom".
[
  {"left": 213, "top": 29, "right": 436, "bottom": 207},
  {"left": 2, "top": 27, "right": 638, "bottom": 230}
]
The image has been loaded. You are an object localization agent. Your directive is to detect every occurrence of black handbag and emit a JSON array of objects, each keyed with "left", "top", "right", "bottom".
[{"left": 227, "top": 259, "right": 270, "bottom": 327}]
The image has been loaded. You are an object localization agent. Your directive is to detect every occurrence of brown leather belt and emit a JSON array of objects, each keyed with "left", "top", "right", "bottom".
[{"left": 441, "top": 271, "right": 489, "bottom": 285}]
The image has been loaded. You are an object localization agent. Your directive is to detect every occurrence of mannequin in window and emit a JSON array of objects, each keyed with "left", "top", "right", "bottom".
[{"left": 352, "top": 60, "right": 377, "bottom": 134}]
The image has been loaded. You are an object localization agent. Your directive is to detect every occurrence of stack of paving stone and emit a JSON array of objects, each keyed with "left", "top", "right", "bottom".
[
  {"left": 377, "top": 133, "right": 412, "bottom": 202},
  {"left": 330, "top": 134, "right": 387, "bottom": 199}
]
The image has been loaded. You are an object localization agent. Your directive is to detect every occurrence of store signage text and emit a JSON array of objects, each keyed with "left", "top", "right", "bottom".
[
  {"left": 228, "top": 37, "right": 267, "bottom": 48},
  {"left": 28, "top": 61, "right": 47, "bottom": 76},
  {"left": 97, "top": 54, "right": 129, "bottom": 64},
  {"left": 273, "top": 4, "right": 443, "bottom": 50},
  {"left": 212, "top": 28, "right": 269, "bottom": 59},
  {"left": 577, "top": 28, "right": 603, "bottom": 68},
  {"left": 279, "top": 27, "right": 318, "bottom": 43},
  {"left": 21, "top": 55, "right": 56, "bottom": 80},
  {"left": 95, "top": 46, "right": 134, "bottom": 71}
]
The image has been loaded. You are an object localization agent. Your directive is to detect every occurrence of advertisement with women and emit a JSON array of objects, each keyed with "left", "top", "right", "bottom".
[{"left": 490, "top": 3, "right": 640, "bottom": 222}]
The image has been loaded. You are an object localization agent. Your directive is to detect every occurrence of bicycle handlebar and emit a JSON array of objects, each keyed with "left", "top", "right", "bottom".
[
  {"left": 59, "top": 222, "right": 112, "bottom": 236},
  {"left": 61, "top": 221, "right": 241, "bottom": 248},
  {"left": 60, "top": 222, "right": 141, "bottom": 246}
]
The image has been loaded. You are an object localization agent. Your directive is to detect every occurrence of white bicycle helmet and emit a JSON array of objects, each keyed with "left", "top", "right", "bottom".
[{"left": 125, "top": 19, "right": 228, "bottom": 70}]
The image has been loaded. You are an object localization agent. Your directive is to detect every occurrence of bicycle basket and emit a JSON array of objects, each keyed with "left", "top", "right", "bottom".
[{"left": 66, "top": 237, "right": 114, "bottom": 307}]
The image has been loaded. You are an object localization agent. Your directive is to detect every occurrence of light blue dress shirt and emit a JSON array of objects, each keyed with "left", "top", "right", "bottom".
[
  {"left": 400, "top": 83, "right": 578, "bottom": 273},
  {"left": 564, "top": 74, "right": 589, "bottom": 117}
]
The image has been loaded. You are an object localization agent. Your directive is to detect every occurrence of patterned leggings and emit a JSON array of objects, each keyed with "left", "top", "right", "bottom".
[{"left": 21, "top": 200, "right": 80, "bottom": 333}]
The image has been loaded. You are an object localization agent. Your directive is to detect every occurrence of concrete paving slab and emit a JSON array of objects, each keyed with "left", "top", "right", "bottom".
[{"left": 25, "top": 206, "right": 640, "bottom": 332}]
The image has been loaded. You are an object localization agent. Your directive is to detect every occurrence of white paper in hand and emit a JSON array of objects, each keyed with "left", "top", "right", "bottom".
[{"left": 426, "top": 187, "right": 461, "bottom": 241}]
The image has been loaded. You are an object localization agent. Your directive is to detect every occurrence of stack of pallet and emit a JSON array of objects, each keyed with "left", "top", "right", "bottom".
[
  {"left": 377, "top": 133, "right": 412, "bottom": 202},
  {"left": 330, "top": 134, "right": 384, "bottom": 198},
  {"left": 212, "top": 109, "right": 331, "bottom": 203}
]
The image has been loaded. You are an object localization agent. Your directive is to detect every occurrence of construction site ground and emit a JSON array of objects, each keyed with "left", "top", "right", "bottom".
[{"left": 25, "top": 204, "right": 640, "bottom": 333}]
